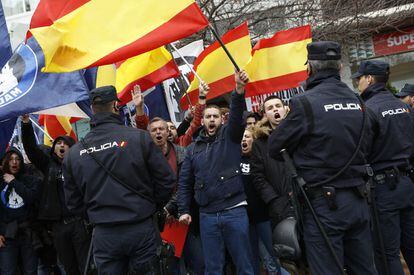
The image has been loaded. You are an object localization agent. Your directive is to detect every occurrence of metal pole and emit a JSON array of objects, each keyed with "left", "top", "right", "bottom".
[
  {"left": 209, "top": 24, "right": 240, "bottom": 72},
  {"left": 29, "top": 116, "right": 53, "bottom": 141}
]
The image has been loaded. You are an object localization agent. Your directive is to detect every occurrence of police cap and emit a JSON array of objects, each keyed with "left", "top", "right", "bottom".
[
  {"left": 306, "top": 41, "right": 341, "bottom": 62},
  {"left": 89, "top": 85, "right": 120, "bottom": 104},
  {"left": 395, "top": 83, "right": 414, "bottom": 98},
  {"left": 351, "top": 60, "right": 390, "bottom": 79}
]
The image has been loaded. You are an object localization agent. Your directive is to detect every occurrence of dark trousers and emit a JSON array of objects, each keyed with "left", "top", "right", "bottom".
[
  {"left": 181, "top": 230, "right": 205, "bottom": 275},
  {"left": 0, "top": 232, "right": 38, "bottom": 275},
  {"left": 374, "top": 175, "right": 414, "bottom": 275},
  {"left": 92, "top": 218, "right": 157, "bottom": 275},
  {"left": 303, "top": 188, "right": 377, "bottom": 275},
  {"left": 52, "top": 219, "right": 91, "bottom": 275},
  {"left": 199, "top": 206, "right": 254, "bottom": 275}
]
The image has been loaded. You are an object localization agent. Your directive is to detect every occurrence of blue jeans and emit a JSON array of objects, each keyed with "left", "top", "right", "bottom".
[
  {"left": 200, "top": 206, "right": 254, "bottom": 275},
  {"left": 374, "top": 175, "right": 414, "bottom": 275},
  {"left": 0, "top": 233, "right": 38, "bottom": 275}
]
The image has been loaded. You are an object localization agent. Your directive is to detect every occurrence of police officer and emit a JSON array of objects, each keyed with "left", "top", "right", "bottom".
[
  {"left": 353, "top": 60, "right": 414, "bottom": 275},
  {"left": 395, "top": 83, "right": 414, "bottom": 108},
  {"left": 268, "top": 41, "right": 377, "bottom": 275},
  {"left": 63, "top": 86, "right": 175, "bottom": 274}
]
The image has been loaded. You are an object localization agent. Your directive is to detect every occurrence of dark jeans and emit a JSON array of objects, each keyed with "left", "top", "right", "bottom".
[
  {"left": 52, "top": 219, "right": 90, "bottom": 275},
  {"left": 249, "top": 220, "right": 281, "bottom": 274},
  {"left": 374, "top": 175, "right": 414, "bottom": 275},
  {"left": 182, "top": 230, "right": 205, "bottom": 275},
  {"left": 92, "top": 218, "right": 157, "bottom": 274},
  {"left": 303, "top": 188, "right": 377, "bottom": 275},
  {"left": 0, "top": 232, "right": 38, "bottom": 275},
  {"left": 199, "top": 206, "right": 254, "bottom": 275}
]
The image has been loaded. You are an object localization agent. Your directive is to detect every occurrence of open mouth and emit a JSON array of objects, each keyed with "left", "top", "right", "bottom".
[
  {"left": 59, "top": 149, "right": 65, "bottom": 154},
  {"left": 242, "top": 143, "right": 248, "bottom": 149},
  {"left": 156, "top": 136, "right": 163, "bottom": 141},
  {"left": 208, "top": 125, "right": 216, "bottom": 131},
  {"left": 274, "top": 112, "right": 281, "bottom": 119}
]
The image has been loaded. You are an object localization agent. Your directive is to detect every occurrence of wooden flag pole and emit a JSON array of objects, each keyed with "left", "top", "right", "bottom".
[{"left": 209, "top": 24, "right": 240, "bottom": 72}]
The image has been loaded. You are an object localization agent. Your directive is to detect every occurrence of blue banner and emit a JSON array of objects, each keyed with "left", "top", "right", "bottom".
[
  {"left": 0, "top": 1, "right": 15, "bottom": 156},
  {"left": 0, "top": 37, "right": 90, "bottom": 121}
]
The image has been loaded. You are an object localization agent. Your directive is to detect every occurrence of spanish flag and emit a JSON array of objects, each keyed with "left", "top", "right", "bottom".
[
  {"left": 245, "top": 25, "right": 312, "bottom": 97},
  {"left": 39, "top": 115, "right": 79, "bottom": 146},
  {"left": 115, "top": 47, "right": 180, "bottom": 104},
  {"left": 180, "top": 22, "right": 252, "bottom": 110},
  {"left": 29, "top": 0, "right": 209, "bottom": 72}
]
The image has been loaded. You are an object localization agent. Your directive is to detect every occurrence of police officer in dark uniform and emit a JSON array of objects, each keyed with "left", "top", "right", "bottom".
[
  {"left": 268, "top": 41, "right": 377, "bottom": 275},
  {"left": 353, "top": 60, "right": 414, "bottom": 275},
  {"left": 396, "top": 83, "right": 414, "bottom": 108},
  {"left": 63, "top": 86, "right": 175, "bottom": 274}
]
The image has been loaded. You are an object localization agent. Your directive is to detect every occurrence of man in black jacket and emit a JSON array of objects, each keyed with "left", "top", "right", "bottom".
[
  {"left": 354, "top": 60, "right": 414, "bottom": 275},
  {"left": 21, "top": 116, "right": 90, "bottom": 275},
  {"left": 63, "top": 86, "right": 175, "bottom": 274},
  {"left": 268, "top": 42, "right": 377, "bottom": 275},
  {"left": 250, "top": 96, "right": 293, "bottom": 227}
]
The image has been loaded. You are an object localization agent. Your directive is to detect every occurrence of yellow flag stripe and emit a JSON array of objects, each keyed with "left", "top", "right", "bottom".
[
  {"left": 115, "top": 47, "right": 172, "bottom": 94},
  {"left": 30, "top": 0, "right": 194, "bottom": 72},
  {"left": 246, "top": 38, "right": 312, "bottom": 82},
  {"left": 187, "top": 36, "right": 252, "bottom": 93},
  {"left": 55, "top": 116, "right": 73, "bottom": 134},
  {"left": 96, "top": 64, "right": 117, "bottom": 88}
]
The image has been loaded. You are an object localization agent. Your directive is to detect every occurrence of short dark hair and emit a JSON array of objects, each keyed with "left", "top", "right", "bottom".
[
  {"left": 246, "top": 112, "right": 261, "bottom": 121},
  {"left": 261, "top": 95, "right": 284, "bottom": 113},
  {"left": 372, "top": 74, "right": 389, "bottom": 84},
  {"left": 92, "top": 101, "right": 114, "bottom": 114},
  {"left": 203, "top": 104, "right": 221, "bottom": 116}
]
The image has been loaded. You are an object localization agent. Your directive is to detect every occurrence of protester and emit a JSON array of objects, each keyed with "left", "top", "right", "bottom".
[
  {"left": 245, "top": 112, "right": 261, "bottom": 127},
  {"left": 241, "top": 128, "right": 288, "bottom": 275},
  {"left": 21, "top": 115, "right": 90, "bottom": 275},
  {"left": 63, "top": 85, "right": 175, "bottom": 274},
  {"left": 354, "top": 60, "right": 414, "bottom": 275},
  {"left": 176, "top": 106, "right": 196, "bottom": 137},
  {"left": 395, "top": 83, "right": 414, "bottom": 108},
  {"left": 132, "top": 84, "right": 207, "bottom": 147},
  {"left": 268, "top": 41, "right": 377, "bottom": 275},
  {"left": 178, "top": 70, "right": 255, "bottom": 274},
  {"left": 0, "top": 148, "right": 40, "bottom": 275},
  {"left": 220, "top": 106, "right": 230, "bottom": 124}
]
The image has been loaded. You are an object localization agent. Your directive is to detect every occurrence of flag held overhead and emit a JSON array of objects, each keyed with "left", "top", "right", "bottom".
[{"left": 29, "top": 0, "right": 209, "bottom": 72}]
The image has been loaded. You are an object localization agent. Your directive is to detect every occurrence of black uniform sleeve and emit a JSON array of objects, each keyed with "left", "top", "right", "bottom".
[
  {"left": 142, "top": 132, "right": 175, "bottom": 208},
  {"left": 268, "top": 97, "right": 308, "bottom": 160},
  {"left": 63, "top": 151, "right": 85, "bottom": 215},
  {"left": 250, "top": 141, "right": 278, "bottom": 204},
  {"left": 227, "top": 91, "right": 246, "bottom": 143},
  {"left": 177, "top": 147, "right": 195, "bottom": 215},
  {"left": 21, "top": 122, "right": 50, "bottom": 174}
]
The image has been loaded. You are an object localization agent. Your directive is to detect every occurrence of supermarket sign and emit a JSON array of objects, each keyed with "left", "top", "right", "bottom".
[{"left": 373, "top": 27, "right": 414, "bottom": 56}]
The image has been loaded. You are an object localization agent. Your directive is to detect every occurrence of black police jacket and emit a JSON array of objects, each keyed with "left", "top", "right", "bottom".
[
  {"left": 63, "top": 113, "right": 175, "bottom": 225},
  {"left": 361, "top": 83, "right": 414, "bottom": 171},
  {"left": 268, "top": 70, "right": 374, "bottom": 188}
]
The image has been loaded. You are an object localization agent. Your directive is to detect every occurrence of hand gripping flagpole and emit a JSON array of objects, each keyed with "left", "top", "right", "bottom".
[
  {"left": 169, "top": 43, "right": 202, "bottom": 109},
  {"left": 208, "top": 24, "right": 240, "bottom": 72}
]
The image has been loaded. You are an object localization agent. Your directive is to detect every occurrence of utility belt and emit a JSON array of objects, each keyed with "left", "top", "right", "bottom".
[
  {"left": 304, "top": 185, "right": 368, "bottom": 211},
  {"left": 373, "top": 166, "right": 414, "bottom": 190}
]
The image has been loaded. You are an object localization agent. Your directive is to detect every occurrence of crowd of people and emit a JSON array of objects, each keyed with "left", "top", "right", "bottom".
[{"left": 1, "top": 41, "right": 414, "bottom": 275}]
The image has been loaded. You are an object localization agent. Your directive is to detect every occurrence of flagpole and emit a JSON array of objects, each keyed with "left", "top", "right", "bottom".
[
  {"left": 169, "top": 44, "right": 195, "bottom": 109},
  {"left": 29, "top": 116, "right": 53, "bottom": 141},
  {"left": 208, "top": 24, "right": 240, "bottom": 72}
]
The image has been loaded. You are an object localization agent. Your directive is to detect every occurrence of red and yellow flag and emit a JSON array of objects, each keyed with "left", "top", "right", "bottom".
[
  {"left": 29, "top": 0, "right": 209, "bottom": 72},
  {"left": 115, "top": 47, "right": 179, "bottom": 104},
  {"left": 245, "top": 25, "right": 312, "bottom": 97},
  {"left": 39, "top": 115, "right": 79, "bottom": 146},
  {"left": 180, "top": 22, "right": 252, "bottom": 110}
]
